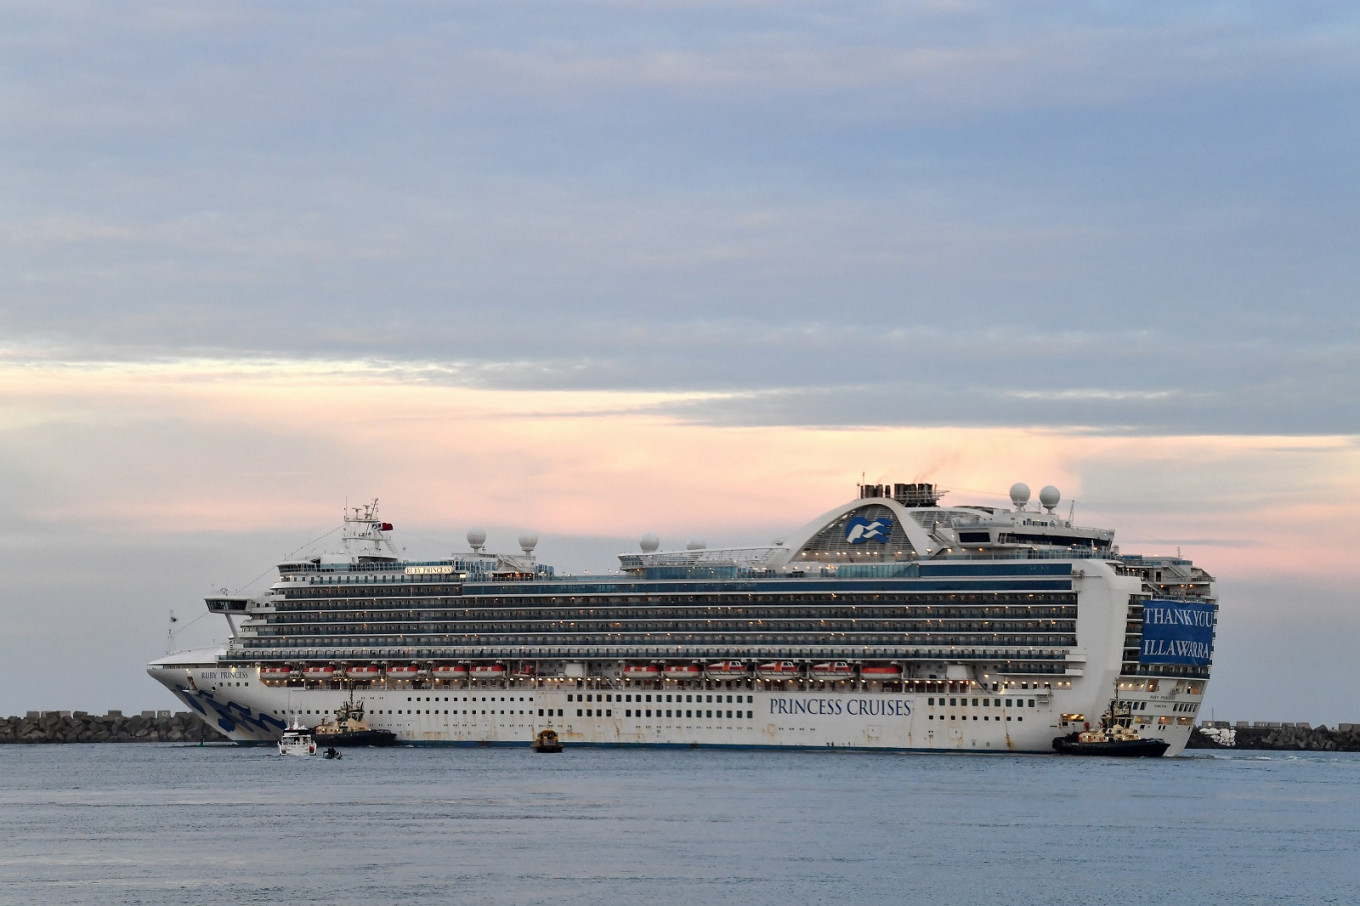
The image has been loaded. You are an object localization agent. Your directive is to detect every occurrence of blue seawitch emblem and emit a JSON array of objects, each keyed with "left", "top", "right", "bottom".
[{"left": 845, "top": 515, "right": 894, "bottom": 544}]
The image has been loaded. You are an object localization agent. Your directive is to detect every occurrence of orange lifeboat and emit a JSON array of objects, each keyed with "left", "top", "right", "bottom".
[
  {"left": 664, "top": 664, "right": 702, "bottom": 680},
  {"left": 259, "top": 666, "right": 293, "bottom": 683},
  {"left": 302, "top": 665, "right": 336, "bottom": 681},
  {"left": 860, "top": 664, "right": 903, "bottom": 681},
  {"left": 705, "top": 660, "right": 748, "bottom": 678},
  {"left": 431, "top": 664, "right": 469, "bottom": 681},
  {"left": 346, "top": 665, "right": 381, "bottom": 681},
  {"left": 810, "top": 661, "right": 854, "bottom": 680},
  {"left": 624, "top": 664, "right": 662, "bottom": 680},
  {"left": 470, "top": 664, "right": 506, "bottom": 680},
  {"left": 756, "top": 661, "right": 800, "bottom": 679},
  {"left": 386, "top": 665, "right": 423, "bottom": 681}
]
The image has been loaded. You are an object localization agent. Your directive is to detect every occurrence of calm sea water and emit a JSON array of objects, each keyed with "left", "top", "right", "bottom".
[{"left": 0, "top": 744, "right": 1356, "bottom": 905}]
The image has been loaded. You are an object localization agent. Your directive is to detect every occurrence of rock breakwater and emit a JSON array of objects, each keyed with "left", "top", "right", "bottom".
[
  {"left": 1190, "top": 721, "right": 1360, "bottom": 752},
  {"left": 0, "top": 710, "right": 230, "bottom": 744}
]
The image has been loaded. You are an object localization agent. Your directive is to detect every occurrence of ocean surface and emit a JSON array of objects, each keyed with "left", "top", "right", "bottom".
[{"left": 1, "top": 744, "right": 1356, "bottom": 905}]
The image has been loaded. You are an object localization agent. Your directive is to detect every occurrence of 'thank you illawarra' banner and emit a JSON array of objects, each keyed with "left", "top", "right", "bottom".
[{"left": 1139, "top": 599, "right": 1215, "bottom": 666}]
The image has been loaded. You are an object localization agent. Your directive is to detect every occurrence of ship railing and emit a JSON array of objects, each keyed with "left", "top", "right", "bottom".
[{"left": 225, "top": 645, "right": 1074, "bottom": 665}]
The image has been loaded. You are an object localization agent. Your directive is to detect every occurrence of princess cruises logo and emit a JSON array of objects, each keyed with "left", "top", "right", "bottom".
[{"left": 845, "top": 515, "right": 894, "bottom": 544}]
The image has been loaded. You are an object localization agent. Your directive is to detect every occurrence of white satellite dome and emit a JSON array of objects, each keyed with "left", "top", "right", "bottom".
[
  {"left": 639, "top": 533, "right": 660, "bottom": 553},
  {"left": 518, "top": 532, "right": 538, "bottom": 555},
  {"left": 1009, "top": 483, "right": 1031, "bottom": 510},
  {"left": 467, "top": 527, "right": 487, "bottom": 552},
  {"left": 686, "top": 537, "right": 706, "bottom": 551},
  {"left": 1039, "top": 485, "right": 1061, "bottom": 512}
]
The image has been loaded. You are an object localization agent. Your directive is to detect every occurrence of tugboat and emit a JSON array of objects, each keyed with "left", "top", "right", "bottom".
[
  {"left": 277, "top": 720, "right": 317, "bottom": 757},
  {"left": 312, "top": 695, "right": 398, "bottom": 747},
  {"left": 532, "top": 728, "right": 563, "bottom": 753},
  {"left": 1053, "top": 700, "right": 1170, "bottom": 757}
]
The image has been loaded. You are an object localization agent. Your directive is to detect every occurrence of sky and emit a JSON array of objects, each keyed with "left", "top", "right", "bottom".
[{"left": 2, "top": 2, "right": 1358, "bottom": 724}]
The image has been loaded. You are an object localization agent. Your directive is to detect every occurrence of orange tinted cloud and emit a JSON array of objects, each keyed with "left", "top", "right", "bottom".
[{"left": 2, "top": 360, "right": 1356, "bottom": 581}]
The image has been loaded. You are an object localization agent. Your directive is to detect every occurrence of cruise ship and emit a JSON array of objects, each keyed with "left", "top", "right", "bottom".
[{"left": 148, "top": 481, "right": 1217, "bottom": 754}]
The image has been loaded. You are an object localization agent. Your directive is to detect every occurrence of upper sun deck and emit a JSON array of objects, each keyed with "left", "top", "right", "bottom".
[
  {"left": 233, "top": 482, "right": 1205, "bottom": 601},
  {"left": 618, "top": 481, "right": 1118, "bottom": 576}
]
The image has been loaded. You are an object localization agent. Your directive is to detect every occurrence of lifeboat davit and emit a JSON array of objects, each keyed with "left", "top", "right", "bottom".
[
  {"left": 860, "top": 664, "right": 903, "bottom": 681},
  {"left": 259, "top": 666, "right": 293, "bottom": 682},
  {"left": 346, "top": 665, "right": 381, "bottom": 681},
  {"left": 431, "top": 664, "right": 469, "bottom": 681},
  {"left": 810, "top": 661, "right": 854, "bottom": 680},
  {"left": 705, "top": 660, "right": 748, "bottom": 678},
  {"left": 470, "top": 664, "right": 506, "bottom": 680},
  {"left": 386, "top": 665, "right": 423, "bottom": 681},
  {"left": 664, "top": 664, "right": 702, "bottom": 680},
  {"left": 302, "top": 665, "right": 336, "bottom": 681},
  {"left": 623, "top": 664, "right": 662, "bottom": 680},
  {"left": 756, "top": 661, "right": 800, "bottom": 679}
]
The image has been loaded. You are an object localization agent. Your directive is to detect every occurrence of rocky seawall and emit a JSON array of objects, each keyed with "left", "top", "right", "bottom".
[
  {"left": 1188, "top": 721, "right": 1360, "bottom": 752},
  {"left": 0, "top": 711, "right": 230, "bottom": 744}
]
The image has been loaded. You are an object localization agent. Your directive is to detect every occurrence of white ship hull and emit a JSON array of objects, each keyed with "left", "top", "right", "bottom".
[{"left": 149, "top": 655, "right": 1202, "bottom": 755}]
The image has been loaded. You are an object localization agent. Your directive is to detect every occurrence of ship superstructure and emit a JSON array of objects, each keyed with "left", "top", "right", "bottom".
[{"left": 149, "top": 484, "right": 1217, "bottom": 754}]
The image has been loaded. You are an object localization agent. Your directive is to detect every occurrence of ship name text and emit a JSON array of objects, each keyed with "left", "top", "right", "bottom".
[
  {"left": 769, "top": 697, "right": 912, "bottom": 717},
  {"left": 1141, "top": 639, "right": 1213, "bottom": 660}
]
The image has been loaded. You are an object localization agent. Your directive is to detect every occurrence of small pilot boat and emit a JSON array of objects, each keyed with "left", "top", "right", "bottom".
[
  {"left": 277, "top": 720, "right": 317, "bottom": 757},
  {"left": 532, "top": 728, "right": 563, "bottom": 753}
]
